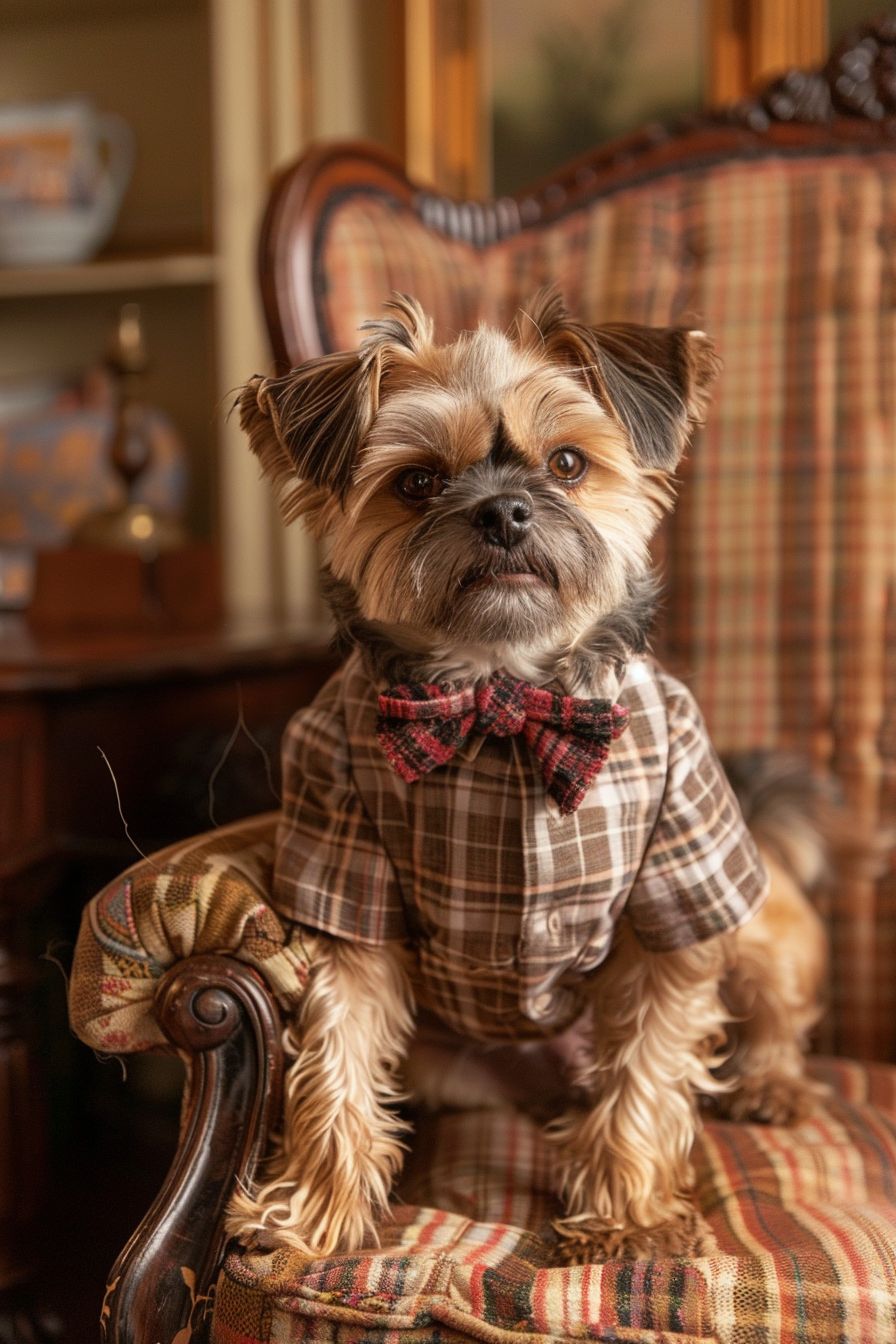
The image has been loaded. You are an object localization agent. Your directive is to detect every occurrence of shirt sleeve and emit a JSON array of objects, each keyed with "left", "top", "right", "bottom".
[
  {"left": 626, "top": 674, "right": 769, "bottom": 952},
  {"left": 272, "top": 673, "right": 408, "bottom": 945}
]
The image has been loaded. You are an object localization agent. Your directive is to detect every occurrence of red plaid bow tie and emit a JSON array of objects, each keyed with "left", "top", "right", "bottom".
[{"left": 376, "top": 675, "right": 629, "bottom": 816}]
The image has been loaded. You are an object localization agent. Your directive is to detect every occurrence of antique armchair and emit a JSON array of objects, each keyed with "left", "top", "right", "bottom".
[{"left": 70, "top": 19, "right": 896, "bottom": 1343}]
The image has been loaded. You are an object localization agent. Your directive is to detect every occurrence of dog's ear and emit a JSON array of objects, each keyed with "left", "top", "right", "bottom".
[
  {"left": 358, "top": 291, "right": 435, "bottom": 354},
  {"left": 516, "top": 287, "right": 720, "bottom": 470},
  {"left": 239, "top": 293, "right": 435, "bottom": 522},
  {"left": 570, "top": 322, "right": 720, "bottom": 471},
  {"left": 239, "top": 350, "right": 375, "bottom": 521}
]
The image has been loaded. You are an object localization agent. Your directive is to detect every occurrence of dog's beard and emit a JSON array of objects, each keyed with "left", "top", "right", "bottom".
[
  {"left": 441, "top": 562, "right": 563, "bottom": 643},
  {"left": 406, "top": 522, "right": 609, "bottom": 647}
]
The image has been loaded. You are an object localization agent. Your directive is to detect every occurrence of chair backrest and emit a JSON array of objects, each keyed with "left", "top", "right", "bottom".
[{"left": 257, "top": 20, "right": 896, "bottom": 1061}]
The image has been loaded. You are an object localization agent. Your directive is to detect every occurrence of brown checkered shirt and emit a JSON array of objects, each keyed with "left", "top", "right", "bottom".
[{"left": 274, "top": 652, "right": 768, "bottom": 1041}]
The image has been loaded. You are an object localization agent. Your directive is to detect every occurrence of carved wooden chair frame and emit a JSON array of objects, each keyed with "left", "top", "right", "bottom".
[
  {"left": 259, "top": 18, "right": 896, "bottom": 372},
  {"left": 101, "top": 19, "right": 896, "bottom": 1342}
]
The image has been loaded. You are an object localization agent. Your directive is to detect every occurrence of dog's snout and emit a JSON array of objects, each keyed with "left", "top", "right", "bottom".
[{"left": 472, "top": 494, "right": 533, "bottom": 549}]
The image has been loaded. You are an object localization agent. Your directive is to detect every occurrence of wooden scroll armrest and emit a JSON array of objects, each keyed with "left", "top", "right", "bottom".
[{"left": 102, "top": 955, "right": 282, "bottom": 1344}]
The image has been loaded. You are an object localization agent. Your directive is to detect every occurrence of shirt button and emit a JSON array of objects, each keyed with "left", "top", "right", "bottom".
[
  {"left": 547, "top": 911, "right": 562, "bottom": 937},
  {"left": 532, "top": 991, "right": 553, "bottom": 1016}
]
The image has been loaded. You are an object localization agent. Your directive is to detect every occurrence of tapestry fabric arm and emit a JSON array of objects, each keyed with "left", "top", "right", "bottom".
[{"left": 68, "top": 812, "right": 313, "bottom": 1056}]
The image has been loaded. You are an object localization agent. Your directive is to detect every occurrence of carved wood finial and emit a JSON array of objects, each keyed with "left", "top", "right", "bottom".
[
  {"left": 158, "top": 970, "right": 247, "bottom": 1052},
  {"left": 826, "top": 14, "right": 896, "bottom": 120},
  {"left": 741, "top": 15, "right": 896, "bottom": 128}
]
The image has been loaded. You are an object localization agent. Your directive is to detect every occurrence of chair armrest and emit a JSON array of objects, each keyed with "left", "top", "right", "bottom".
[
  {"left": 67, "top": 815, "right": 315, "bottom": 1342},
  {"left": 69, "top": 813, "right": 311, "bottom": 1054},
  {"left": 102, "top": 955, "right": 283, "bottom": 1344}
]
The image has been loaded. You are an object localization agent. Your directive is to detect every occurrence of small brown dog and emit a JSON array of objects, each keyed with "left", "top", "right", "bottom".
[{"left": 227, "top": 290, "right": 827, "bottom": 1263}]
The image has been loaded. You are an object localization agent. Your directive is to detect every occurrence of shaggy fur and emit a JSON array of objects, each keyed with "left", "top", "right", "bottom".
[{"left": 229, "top": 289, "right": 827, "bottom": 1262}]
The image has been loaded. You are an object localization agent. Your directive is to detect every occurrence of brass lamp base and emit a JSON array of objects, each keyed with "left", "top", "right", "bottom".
[{"left": 73, "top": 502, "right": 186, "bottom": 560}]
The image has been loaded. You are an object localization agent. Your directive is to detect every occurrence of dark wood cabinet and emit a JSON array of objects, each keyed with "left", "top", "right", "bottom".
[{"left": 0, "top": 617, "right": 334, "bottom": 1337}]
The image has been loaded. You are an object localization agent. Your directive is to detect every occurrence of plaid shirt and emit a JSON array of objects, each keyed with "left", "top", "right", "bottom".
[{"left": 275, "top": 652, "right": 768, "bottom": 1041}]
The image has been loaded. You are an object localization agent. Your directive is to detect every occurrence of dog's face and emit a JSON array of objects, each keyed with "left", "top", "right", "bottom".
[{"left": 241, "top": 290, "right": 718, "bottom": 659}]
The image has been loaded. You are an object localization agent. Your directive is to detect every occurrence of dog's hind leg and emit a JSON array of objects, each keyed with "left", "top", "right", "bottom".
[
  {"left": 227, "top": 936, "right": 414, "bottom": 1256},
  {"left": 715, "top": 856, "right": 827, "bottom": 1123}
]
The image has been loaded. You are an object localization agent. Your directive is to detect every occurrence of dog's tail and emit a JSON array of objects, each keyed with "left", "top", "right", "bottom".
[
  {"left": 721, "top": 752, "right": 831, "bottom": 894},
  {"left": 725, "top": 750, "right": 891, "bottom": 896}
]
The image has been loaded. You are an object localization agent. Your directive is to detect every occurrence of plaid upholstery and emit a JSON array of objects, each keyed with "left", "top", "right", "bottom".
[
  {"left": 68, "top": 815, "right": 312, "bottom": 1054},
  {"left": 212, "top": 1057, "right": 896, "bottom": 1344},
  {"left": 314, "top": 153, "right": 896, "bottom": 1058},
  {"left": 275, "top": 652, "right": 767, "bottom": 1041}
]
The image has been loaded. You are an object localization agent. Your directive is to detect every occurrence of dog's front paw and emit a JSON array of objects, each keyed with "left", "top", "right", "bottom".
[
  {"left": 226, "top": 1184, "right": 379, "bottom": 1260},
  {"left": 715, "top": 1073, "right": 826, "bottom": 1125},
  {"left": 552, "top": 1206, "right": 719, "bottom": 1264}
]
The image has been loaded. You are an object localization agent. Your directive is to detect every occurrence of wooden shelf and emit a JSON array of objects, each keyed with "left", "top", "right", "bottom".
[
  {"left": 0, "top": 250, "right": 219, "bottom": 299},
  {"left": 0, "top": 614, "right": 334, "bottom": 693}
]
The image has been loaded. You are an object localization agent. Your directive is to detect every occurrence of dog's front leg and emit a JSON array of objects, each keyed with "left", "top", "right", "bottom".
[
  {"left": 227, "top": 936, "right": 414, "bottom": 1256},
  {"left": 550, "top": 920, "right": 727, "bottom": 1262}
]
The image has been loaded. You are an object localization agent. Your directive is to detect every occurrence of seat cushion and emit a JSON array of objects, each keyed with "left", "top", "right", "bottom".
[{"left": 212, "top": 1058, "right": 896, "bottom": 1343}]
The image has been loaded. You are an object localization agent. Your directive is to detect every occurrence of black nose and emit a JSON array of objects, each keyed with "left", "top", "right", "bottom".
[{"left": 472, "top": 494, "right": 533, "bottom": 549}]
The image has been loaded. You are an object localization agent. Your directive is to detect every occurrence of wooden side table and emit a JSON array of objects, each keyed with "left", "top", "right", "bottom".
[{"left": 0, "top": 616, "right": 335, "bottom": 1339}]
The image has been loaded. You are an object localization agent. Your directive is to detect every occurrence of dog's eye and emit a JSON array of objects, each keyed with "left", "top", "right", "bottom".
[
  {"left": 547, "top": 447, "right": 587, "bottom": 483},
  {"left": 396, "top": 468, "right": 444, "bottom": 501}
]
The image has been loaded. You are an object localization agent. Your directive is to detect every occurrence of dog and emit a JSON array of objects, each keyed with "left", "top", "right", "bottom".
[{"left": 226, "top": 289, "right": 827, "bottom": 1263}]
